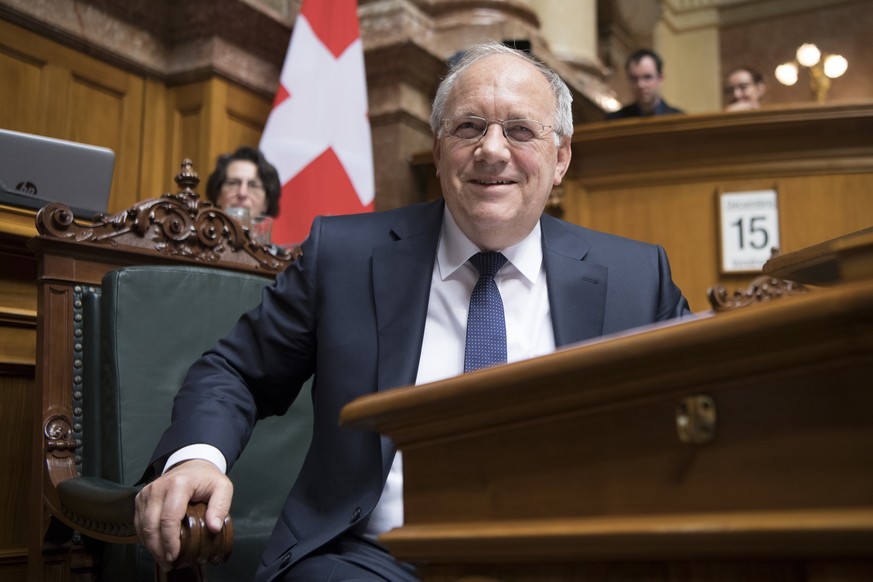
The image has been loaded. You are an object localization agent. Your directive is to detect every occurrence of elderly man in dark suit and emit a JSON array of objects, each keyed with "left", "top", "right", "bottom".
[{"left": 135, "top": 40, "right": 691, "bottom": 581}]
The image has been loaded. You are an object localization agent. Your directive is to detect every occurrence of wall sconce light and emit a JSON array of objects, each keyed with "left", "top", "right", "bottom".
[{"left": 775, "top": 43, "right": 848, "bottom": 103}]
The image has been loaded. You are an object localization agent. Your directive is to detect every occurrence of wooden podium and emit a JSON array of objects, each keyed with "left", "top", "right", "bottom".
[{"left": 341, "top": 232, "right": 873, "bottom": 581}]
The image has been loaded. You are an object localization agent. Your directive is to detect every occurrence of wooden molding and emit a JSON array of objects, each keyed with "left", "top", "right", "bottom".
[{"left": 572, "top": 101, "right": 873, "bottom": 190}]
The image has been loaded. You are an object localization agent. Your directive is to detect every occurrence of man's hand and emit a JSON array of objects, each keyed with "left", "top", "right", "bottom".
[
  {"left": 725, "top": 101, "right": 758, "bottom": 112},
  {"left": 134, "top": 459, "right": 233, "bottom": 572}
]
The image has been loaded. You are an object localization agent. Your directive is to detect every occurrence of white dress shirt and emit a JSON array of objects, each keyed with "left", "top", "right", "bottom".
[{"left": 360, "top": 207, "right": 555, "bottom": 539}]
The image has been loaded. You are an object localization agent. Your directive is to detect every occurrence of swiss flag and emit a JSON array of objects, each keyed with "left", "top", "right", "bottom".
[{"left": 260, "top": 0, "right": 374, "bottom": 246}]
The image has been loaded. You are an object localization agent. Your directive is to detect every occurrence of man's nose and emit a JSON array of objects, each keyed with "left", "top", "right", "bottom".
[{"left": 476, "top": 124, "right": 511, "bottom": 160}]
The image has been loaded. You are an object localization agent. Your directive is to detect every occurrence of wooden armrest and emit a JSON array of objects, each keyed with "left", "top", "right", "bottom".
[
  {"left": 56, "top": 476, "right": 233, "bottom": 571},
  {"left": 174, "top": 501, "right": 234, "bottom": 570},
  {"left": 56, "top": 476, "right": 140, "bottom": 540}
]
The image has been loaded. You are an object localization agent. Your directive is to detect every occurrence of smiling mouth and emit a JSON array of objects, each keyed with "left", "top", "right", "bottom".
[{"left": 472, "top": 179, "right": 515, "bottom": 185}]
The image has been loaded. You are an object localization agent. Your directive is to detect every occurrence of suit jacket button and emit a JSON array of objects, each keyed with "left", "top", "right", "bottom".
[
  {"left": 351, "top": 507, "right": 362, "bottom": 522},
  {"left": 281, "top": 552, "right": 291, "bottom": 566}
]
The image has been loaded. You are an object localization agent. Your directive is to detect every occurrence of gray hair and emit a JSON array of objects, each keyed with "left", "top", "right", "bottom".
[{"left": 430, "top": 41, "right": 574, "bottom": 144}]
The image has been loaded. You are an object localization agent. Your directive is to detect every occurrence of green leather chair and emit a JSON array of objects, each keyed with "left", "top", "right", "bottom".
[{"left": 59, "top": 264, "right": 313, "bottom": 581}]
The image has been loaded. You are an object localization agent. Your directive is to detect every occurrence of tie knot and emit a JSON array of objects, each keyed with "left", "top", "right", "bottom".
[{"left": 469, "top": 251, "right": 507, "bottom": 279}]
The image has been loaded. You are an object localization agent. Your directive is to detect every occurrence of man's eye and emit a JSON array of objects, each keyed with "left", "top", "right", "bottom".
[
  {"left": 454, "top": 120, "right": 485, "bottom": 138},
  {"left": 505, "top": 123, "right": 535, "bottom": 141}
]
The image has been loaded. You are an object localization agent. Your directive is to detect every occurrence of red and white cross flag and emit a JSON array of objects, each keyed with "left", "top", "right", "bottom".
[{"left": 260, "top": 0, "right": 374, "bottom": 246}]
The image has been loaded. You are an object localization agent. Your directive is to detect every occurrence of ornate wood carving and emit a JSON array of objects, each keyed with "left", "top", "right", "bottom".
[
  {"left": 34, "top": 159, "right": 300, "bottom": 275},
  {"left": 45, "top": 415, "right": 76, "bottom": 455},
  {"left": 707, "top": 275, "right": 808, "bottom": 312}
]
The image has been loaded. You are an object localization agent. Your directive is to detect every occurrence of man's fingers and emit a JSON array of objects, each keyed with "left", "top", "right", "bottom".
[
  {"left": 204, "top": 479, "right": 234, "bottom": 533},
  {"left": 135, "top": 483, "right": 179, "bottom": 572},
  {"left": 156, "top": 484, "right": 191, "bottom": 567},
  {"left": 134, "top": 459, "right": 230, "bottom": 571}
]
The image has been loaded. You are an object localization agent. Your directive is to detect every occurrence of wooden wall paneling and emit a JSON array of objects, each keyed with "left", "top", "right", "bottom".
[
  {"left": 139, "top": 78, "right": 173, "bottom": 200},
  {"left": 776, "top": 173, "right": 873, "bottom": 254},
  {"left": 66, "top": 65, "right": 145, "bottom": 214},
  {"left": 202, "top": 77, "right": 228, "bottom": 171},
  {"left": 197, "top": 77, "right": 273, "bottom": 175},
  {"left": 576, "top": 172, "right": 873, "bottom": 313},
  {"left": 0, "top": 216, "right": 38, "bottom": 580},
  {"left": 0, "top": 25, "right": 45, "bottom": 133},
  {"left": 578, "top": 181, "right": 719, "bottom": 313},
  {"left": 197, "top": 77, "right": 272, "bottom": 179},
  {"left": 0, "top": 550, "right": 27, "bottom": 582},
  {"left": 0, "top": 374, "right": 34, "bottom": 562},
  {"left": 568, "top": 104, "right": 873, "bottom": 312},
  {"left": 170, "top": 82, "right": 209, "bottom": 183},
  {"left": 0, "top": 234, "right": 37, "bottom": 577},
  {"left": 556, "top": 172, "right": 588, "bottom": 228},
  {"left": 0, "top": 316, "right": 36, "bottom": 369},
  {"left": 223, "top": 80, "right": 271, "bottom": 152},
  {"left": 147, "top": 77, "right": 272, "bottom": 199}
]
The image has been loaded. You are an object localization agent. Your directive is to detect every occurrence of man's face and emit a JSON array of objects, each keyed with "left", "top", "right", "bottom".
[
  {"left": 626, "top": 56, "right": 664, "bottom": 111},
  {"left": 433, "top": 54, "right": 571, "bottom": 251},
  {"left": 725, "top": 70, "right": 765, "bottom": 109}
]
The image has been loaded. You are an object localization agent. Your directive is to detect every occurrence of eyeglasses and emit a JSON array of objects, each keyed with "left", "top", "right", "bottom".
[
  {"left": 724, "top": 82, "right": 753, "bottom": 95},
  {"left": 223, "top": 178, "right": 265, "bottom": 193},
  {"left": 442, "top": 116, "right": 554, "bottom": 144}
]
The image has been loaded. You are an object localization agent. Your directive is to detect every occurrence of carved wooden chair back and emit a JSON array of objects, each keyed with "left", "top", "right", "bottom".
[{"left": 28, "top": 160, "right": 303, "bottom": 581}]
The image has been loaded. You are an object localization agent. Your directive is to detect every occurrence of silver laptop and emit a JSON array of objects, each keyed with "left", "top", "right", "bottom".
[{"left": 0, "top": 128, "right": 115, "bottom": 219}]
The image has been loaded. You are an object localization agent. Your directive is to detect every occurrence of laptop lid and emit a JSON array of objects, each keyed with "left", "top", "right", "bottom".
[{"left": 0, "top": 128, "right": 115, "bottom": 220}]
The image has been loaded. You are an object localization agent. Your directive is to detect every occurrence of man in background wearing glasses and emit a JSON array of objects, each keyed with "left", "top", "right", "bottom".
[{"left": 136, "top": 40, "right": 691, "bottom": 582}]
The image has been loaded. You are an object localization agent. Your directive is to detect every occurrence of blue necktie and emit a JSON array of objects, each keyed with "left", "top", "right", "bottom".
[{"left": 464, "top": 251, "right": 508, "bottom": 373}]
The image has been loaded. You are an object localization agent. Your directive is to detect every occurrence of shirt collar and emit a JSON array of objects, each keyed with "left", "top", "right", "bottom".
[{"left": 437, "top": 206, "right": 543, "bottom": 285}]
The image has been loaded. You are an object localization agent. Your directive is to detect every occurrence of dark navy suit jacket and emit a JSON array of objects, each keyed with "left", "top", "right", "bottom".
[{"left": 147, "top": 199, "right": 691, "bottom": 581}]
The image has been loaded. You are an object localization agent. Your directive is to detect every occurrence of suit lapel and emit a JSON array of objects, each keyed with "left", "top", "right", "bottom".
[
  {"left": 372, "top": 201, "right": 443, "bottom": 394},
  {"left": 541, "top": 215, "right": 609, "bottom": 347}
]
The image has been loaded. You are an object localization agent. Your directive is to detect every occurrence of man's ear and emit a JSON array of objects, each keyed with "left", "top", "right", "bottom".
[
  {"left": 433, "top": 135, "right": 442, "bottom": 177},
  {"left": 553, "top": 137, "right": 572, "bottom": 186}
]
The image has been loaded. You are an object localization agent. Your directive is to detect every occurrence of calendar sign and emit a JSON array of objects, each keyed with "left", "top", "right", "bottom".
[{"left": 719, "top": 190, "right": 780, "bottom": 273}]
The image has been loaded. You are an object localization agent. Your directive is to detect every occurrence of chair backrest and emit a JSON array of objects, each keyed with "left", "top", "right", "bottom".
[{"left": 87, "top": 265, "right": 313, "bottom": 580}]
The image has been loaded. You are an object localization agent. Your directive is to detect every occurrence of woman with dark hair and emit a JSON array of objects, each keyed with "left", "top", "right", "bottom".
[
  {"left": 724, "top": 66, "right": 766, "bottom": 111},
  {"left": 205, "top": 146, "right": 282, "bottom": 217}
]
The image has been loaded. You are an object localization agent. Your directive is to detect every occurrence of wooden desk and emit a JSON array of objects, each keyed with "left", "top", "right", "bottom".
[
  {"left": 342, "top": 235, "right": 873, "bottom": 581},
  {"left": 765, "top": 226, "right": 873, "bottom": 285}
]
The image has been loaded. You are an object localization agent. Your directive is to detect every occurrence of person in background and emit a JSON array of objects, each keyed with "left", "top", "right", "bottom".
[
  {"left": 135, "top": 41, "right": 691, "bottom": 582},
  {"left": 205, "top": 146, "right": 281, "bottom": 217},
  {"left": 724, "top": 66, "right": 766, "bottom": 111},
  {"left": 606, "top": 48, "right": 684, "bottom": 119}
]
